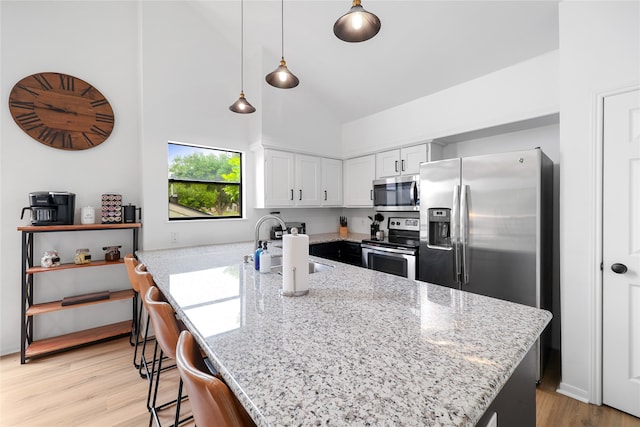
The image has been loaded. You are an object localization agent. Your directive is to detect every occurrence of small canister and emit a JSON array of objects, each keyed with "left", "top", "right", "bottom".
[{"left": 81, "top": 206, "right": 95, "bottom": 224}]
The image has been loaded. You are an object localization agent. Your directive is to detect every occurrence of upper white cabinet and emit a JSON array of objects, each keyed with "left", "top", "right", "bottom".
[
  {"left": 294, "top": 154, "right": 322, "bottom": 206},
  {"left": 321, "top": 157, "right": 343, "bottom": 206},
  {"left": 263, "top": 150, "right": 296, "bottom": 207},
  {"left": 376, "top": 143, "right": 427, "bottom": 178},
  {"left": 258, "top": 149, "right": 341, "bottom": 208},
  {"left": 343, "top": 155, "right": 375, "bottom": 207}
]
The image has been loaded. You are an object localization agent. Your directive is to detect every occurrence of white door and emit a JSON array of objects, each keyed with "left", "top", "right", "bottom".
[
  {"left": 343, "top": 155, "right": 375, "bottom": 206},
  {"left": 264, "top": 150, "right": 295, "bottom": 207},
  {"left": 295, "top": 154, "right": 321, "bottom": 206},
  {"left": 375, "top": 149, "right": 401, "bottom": 178},
  {"left": 321, "top": 157, "right": 343, "bottom": 206},
  {"left": 603, "top": 88, "right": 640, "bottom": 417},
  {"left": 400, "top": 144, "right": 427, "bottom": 175}
]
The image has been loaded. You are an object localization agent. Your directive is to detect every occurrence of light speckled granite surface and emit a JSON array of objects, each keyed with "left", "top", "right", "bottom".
[{"left": 138, "top": 240, "right": 550, "bottom": 427}]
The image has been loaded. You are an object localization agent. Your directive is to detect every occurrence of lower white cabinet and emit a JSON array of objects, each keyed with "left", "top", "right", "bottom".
[{"left": 343, "top": 155, "right": 375, "bottom": 207}]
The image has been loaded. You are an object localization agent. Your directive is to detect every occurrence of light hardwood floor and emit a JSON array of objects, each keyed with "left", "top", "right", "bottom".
[{"left": 1, "top": 337, "right": 639, "bottom": 426}]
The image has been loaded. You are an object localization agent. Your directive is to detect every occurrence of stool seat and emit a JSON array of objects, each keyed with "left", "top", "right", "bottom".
[{"left": 176, "top": 330, "right": 255, "bottom": 427}]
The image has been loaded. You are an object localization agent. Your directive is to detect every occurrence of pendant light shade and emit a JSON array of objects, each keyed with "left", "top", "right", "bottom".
[
  {"left": 265, "top": 58, "right": 299, "bottom": 89},
  {"left": 265, "top": 0, "right": 299, "bottom": 89},
  {"left": 230, "top": 0, "right": 256, "bottom": 114},
  {"left": 229, "top": 91, "right": 256, "bottom": 114},
  {"left": 333, "top": 0, "right": 381, "bottom": 43}
]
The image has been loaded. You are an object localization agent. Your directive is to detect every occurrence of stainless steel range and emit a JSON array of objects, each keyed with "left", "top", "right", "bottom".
[{"left": 361, "top": 217, "right": 420, "bottom": 280}]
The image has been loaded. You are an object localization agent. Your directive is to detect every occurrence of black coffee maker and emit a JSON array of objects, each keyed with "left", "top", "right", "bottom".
[{"left": 21, "top": 191, "right": 75, "bottom": 226}]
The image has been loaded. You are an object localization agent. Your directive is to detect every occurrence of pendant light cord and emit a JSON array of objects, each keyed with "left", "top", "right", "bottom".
[
  {"left": 280, "top": 0, "right": 284, "bottom": 59},
  {"left": 241, "top": 0, "right": 245, "bottom": 91}
]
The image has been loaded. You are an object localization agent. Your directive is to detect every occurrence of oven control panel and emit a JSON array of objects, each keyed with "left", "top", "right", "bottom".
[{"left": 388, "top": 217, "right": 419, "bottom": 231}]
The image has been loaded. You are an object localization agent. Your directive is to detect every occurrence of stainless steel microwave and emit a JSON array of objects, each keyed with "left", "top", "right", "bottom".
[{"left": 372, "top": 175, "right": 419, "bottom": 211}]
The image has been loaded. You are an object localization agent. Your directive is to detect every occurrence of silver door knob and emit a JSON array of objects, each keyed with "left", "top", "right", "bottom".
[{"left": 611, "top": 263, "right": 628, "bottom": 274}]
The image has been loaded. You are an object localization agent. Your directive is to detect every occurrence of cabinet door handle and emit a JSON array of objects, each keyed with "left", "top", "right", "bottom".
[
  {"left": 290, "top": 189, "right": 294, "bottom": 200},
  {"left": 324, "top": 190, "right": 327, "bottom": 201},
  {"left": 395, "top": 160, "right": 398, "bottom": 172},
  {"left": 299, "top": 189, "right": 302, "bottom": 201},
  {"left": 370, "top": 189, "right": 373, "bottom": 200},
  {"left": 401, "top": 159, "right": 405, "bottom": 171}
]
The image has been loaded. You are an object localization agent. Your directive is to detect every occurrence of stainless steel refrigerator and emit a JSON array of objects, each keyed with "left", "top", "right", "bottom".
[{"left": 418, "top": 148, "right": 553, "bottom": 380}]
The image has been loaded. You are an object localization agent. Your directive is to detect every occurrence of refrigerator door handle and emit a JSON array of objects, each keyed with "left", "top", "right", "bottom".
[
  {"left": 452, "top": 184, "right": 461, "bottom": 283},
  {"left": 460, "top": 184, "right": 469, "bottom": 285}
]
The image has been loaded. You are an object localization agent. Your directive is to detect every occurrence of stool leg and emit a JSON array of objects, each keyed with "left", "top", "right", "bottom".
[
  {"left": 132, "top": 295, "right": 144, "bottom": 369},
  {"left": 139, "top": 313, "right": 152, "bottom": 380}
]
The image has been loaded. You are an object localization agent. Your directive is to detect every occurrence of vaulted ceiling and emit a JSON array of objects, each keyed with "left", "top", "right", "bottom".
[{"left": 193, "top": 1, "right": 559, "bottom": 124}]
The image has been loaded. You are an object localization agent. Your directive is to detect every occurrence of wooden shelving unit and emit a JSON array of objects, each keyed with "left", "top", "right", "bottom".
[{"left": 18, "top": 223, "right": 141, "bottom": 363}]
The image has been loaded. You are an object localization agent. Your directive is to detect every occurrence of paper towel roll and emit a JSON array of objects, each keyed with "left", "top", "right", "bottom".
[{"left": 282, "top": 232, "right": 309, "bottom": 296}]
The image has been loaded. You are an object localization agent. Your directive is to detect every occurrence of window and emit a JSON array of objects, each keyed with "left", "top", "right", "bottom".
[{"left": 168, "top": 142, "right": 243, "bottom": 220}]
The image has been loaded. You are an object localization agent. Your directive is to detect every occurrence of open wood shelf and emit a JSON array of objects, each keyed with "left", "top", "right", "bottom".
[
  {"left": 24, "top": 321, "right": 132, "bottom": 358},
  {"left": 26, "top": 289, "right": 134, "bottom": 316},
  {"left": 26, "top": 259, "right": 124, "bottom": 274},
  {"left": 19, "top": 223, "right": 140, "bottom": 363},
  {"left": 17, "top": 223, "right": 141, "bottom": 232}
]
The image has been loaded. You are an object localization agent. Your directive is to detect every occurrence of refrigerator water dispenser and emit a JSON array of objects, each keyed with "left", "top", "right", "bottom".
[{"left": 428, "top": 208, "right": 451, "bottom": 248}]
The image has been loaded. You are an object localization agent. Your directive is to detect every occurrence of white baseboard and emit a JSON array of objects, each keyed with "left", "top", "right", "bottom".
[{"left": 556, "top": 382, "right": 590, "bottom": 403}]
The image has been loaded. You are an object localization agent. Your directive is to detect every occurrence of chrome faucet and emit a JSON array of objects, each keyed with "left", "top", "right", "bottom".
[{"left": 254, "top": 214, "right": 287, "bottom": 250}]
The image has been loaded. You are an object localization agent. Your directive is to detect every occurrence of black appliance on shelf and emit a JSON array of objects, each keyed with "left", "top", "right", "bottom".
[
  {"left": 361, "top": 217, "right": 420, "bottom": 280},
  {"left": 21, "top": 191, "right": 75, "bottom": 226},
  {"left": 270, "top": 221, "right": 306, "bottom": 240}
]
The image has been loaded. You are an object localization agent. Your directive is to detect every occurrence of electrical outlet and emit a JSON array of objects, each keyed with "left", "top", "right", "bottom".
[{"left": 170, "top": 232, "right": 178, "bottom": 243}]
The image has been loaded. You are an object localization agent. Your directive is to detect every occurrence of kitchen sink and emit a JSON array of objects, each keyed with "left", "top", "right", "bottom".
[{"left": 269, "top": 255, "right": 334, "bottom": 274}]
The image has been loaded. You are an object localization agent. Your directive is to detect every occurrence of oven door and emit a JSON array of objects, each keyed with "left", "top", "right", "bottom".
[{"left": 361, "top": 244, "right": 417, "bottom": 280}]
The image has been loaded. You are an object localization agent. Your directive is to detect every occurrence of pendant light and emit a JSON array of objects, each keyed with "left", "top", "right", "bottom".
[
  {"left": 265, "top": 0, "right": 299, "bottom": 89},
  {"left": 230, "top": 0, "right": 256, "bottom": 114},
  {"left": 333, "top": 0, "right": 381, "bottom": 43}
]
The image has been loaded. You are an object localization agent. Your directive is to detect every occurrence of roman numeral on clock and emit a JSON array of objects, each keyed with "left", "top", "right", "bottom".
[
  {"left": 90, "top": 125, "right": 109, "bottom": 137},
  {"left": 15, "top": 112, "right": 42, "bottom": 130},
  {"left": 38, "top": 127, "right": 59, "bottom": 145},
  {"left": 16, "top": 84, "right": 39, "bottom": 96},
  {"left": 96, "top": 113, "right": 114, "bottom": 124},
  {"left": 61, "top": 133, "right": 73, "bottom": 149},
  {"left": 82, "top": 132, "right": 95, "bottom": 146},
  {"left": 10, "top": 100, "right": 35, "bottom": 110},
  {"left": 32, "top": 74, "right": 52, "bottom": 91},
  {"left": 80, "top": 85, "right": 94, "bottom": 96},
  {"left": 58, "top": 74, "right": 75, "bottom": 91},
  {"left": 90, "top": 98, "right": 109, "bottom": 108}
]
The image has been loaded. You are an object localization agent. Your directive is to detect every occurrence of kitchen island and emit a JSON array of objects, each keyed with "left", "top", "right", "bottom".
[{"left": 137, "top": 241, "right": 551, "bottom": 426}]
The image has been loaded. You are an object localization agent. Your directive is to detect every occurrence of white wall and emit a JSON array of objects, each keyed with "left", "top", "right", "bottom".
[
  {"left": 139, "top": 2, "right": 345, "bottom": 251},
  {"left": 341, "top": 50, "right": 559, "bottom": 158},
  {"left": 260, "top": 48, "right": 343, "bottom": 158},
  {"left": 557, "top": 1, "right": 640, "bottom": 403},
  {"left": 0, "top": 1, "right": 141, "bottom": 354},
  {"left": 139, "top": 0, "right": 259, "bottom": 250}
]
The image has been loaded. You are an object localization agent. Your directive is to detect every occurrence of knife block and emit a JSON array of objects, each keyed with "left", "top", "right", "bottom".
[{"left": 339, "top": 226, "right": 348, "bottom": 238}]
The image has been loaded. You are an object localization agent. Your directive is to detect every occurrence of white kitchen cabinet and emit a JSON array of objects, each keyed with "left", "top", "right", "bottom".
[
  {"left": 321, "top": 157, "right": 343, "bottom": 206},
  {"left": 263, "top": 150, "right": 295, "bottom": 207},
  {"left": 260, "top": 149, "right": 338, "bottom": 208},
  {"left": 375, "top": 143, "right": 427, "bottom": 178},
  {"left": 294, "top": 154, "right": 322, "bottom": 206},
  {"left": 343, "top": 154, "right": 375, "bottom": 207}
]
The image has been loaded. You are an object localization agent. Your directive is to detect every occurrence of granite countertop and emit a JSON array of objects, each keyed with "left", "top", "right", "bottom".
[{"left": 137, "top": 240, "right": 551, "bottom": 427}]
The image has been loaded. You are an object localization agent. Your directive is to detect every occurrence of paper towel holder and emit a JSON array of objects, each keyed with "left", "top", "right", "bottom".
[{"left": 281, "top": 266, "right": 309, "bottom": 297}]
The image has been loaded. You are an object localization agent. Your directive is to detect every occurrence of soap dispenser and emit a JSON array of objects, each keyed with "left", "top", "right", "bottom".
[
  {"left": 259, "top": 241, "right": 271, "bottom": 273},
  {"left": 254, "top": 240, "right": 263, "bottom": 270}
]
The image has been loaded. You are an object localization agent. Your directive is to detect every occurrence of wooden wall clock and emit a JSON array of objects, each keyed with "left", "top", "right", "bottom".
[{"left": 8, "top": 72, "right": 115, "bottom": 150}]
